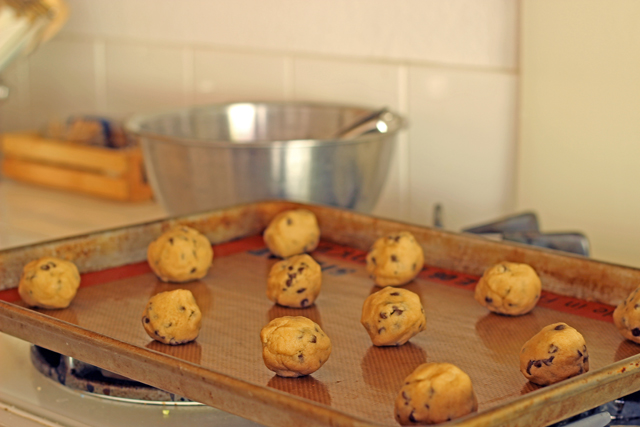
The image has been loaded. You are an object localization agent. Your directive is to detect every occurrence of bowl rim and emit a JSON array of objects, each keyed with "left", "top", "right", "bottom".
[{"left": 124, "top": 100, "right": 406, "bottom": 149}]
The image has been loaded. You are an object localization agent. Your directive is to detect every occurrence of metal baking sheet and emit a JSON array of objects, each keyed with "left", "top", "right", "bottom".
[{"left": 0, "top": 201, "right": 640, "bottom": 427}]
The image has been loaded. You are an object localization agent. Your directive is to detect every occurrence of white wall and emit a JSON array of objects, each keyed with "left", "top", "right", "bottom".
[
  {"left": 1, "top": 0, "right": 519, "bottom": 231},
  {"left": 518, "top": 0, "right": 640, "bottom": 267}
]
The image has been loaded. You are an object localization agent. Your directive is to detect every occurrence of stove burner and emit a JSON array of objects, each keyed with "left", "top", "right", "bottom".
[{"left": 30, "top": 346, "right": 201, "bottom": 405}]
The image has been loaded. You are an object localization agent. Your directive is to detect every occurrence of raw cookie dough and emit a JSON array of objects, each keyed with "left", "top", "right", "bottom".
[
  {"left": 395, "top": 362, "right": 478, "bottom": 425},
  {"left": 519, "top": 322, "right": 589, "bottom": 386},
  {"left": 474, "top": 262, "right": 541, "bottom": 316},
  {"left": 18, "top": 257, "right": 80, "bottom": 309},
  {"left": 361, "top": 287, "right": 426, "bottom": 346},
  {"left": 142, "top": 289, "right": 202, "bottom": 345},
  {"left": 267, "top": 254, "right": 322, "bottom": 308},
  {"left": 613, "top": 285, "right": 640, "bottom": 344},
  {"left": 263, "top": 209, "right": 320, "bottom": 258},
  {"left": 260, "top": 316, "right": 331, "bottom": 377},
  {"left": 365, "top": 232, "right": 424, "bottom": 287},
  {"left": 147, "top": 226, "right": 213, "bottom": 283}
]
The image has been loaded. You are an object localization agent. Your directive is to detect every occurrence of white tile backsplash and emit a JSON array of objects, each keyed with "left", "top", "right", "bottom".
[
  {"left": 61, "top": 0, "right": 518, "bottom": 69},
  {"left": 27, "top": 38, "right": 97, "bottom": 129},
  {"left": 0, "top": 60, "right": 29, "bottom": 131},
  {"left": 407, "top": 66, "right": 518, "bottom": 230},
  {"left": 0, "top": 0, "right": 520, "bottom": 230},
  {"left": 104, "top": 42, "right": 188, "bottom": 117},
  {"left": 193, "top": 49, "right": 288, "bottom": 104}
]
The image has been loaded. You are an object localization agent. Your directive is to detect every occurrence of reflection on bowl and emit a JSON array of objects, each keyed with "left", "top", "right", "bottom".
[{"left": 126, "top": 102, "right": 405, "bottom": 216}]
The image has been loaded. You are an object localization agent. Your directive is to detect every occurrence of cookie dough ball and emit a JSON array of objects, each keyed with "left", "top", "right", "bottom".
[
  {"left": 519, "top": 322, "right": 589, "bottom": 386},
  {"left": 395, "top": 362, "right": 478, "bottom": 425},
  {"left": 365, "top": 232, "right": 424, "bottom": 287},
  {"left": 613, "top": 285, "right": 640, "bottom": 343},
  {"left": 18, "top": 257, "right": 80, "bottom": 309},
  {"left": 474, "top": 262, "right": 541, "bottom": 316},
  {"left": 361, "top": 287, "right": 426, "bottom": 346},
  {"left": 260, "top": 316, "right": 331, "bottom": 377},
  {"left": 267, "top": 254, "right": 322, "bottom": 308},
  {"left": 142, "top": 289, "right": 202, "bottom": 345},
  {"left": 263, "top": 209, "right": 320, "bottom": 258},
  {"left": 147, "top": 226, "right": 213, "bottom": 283}
]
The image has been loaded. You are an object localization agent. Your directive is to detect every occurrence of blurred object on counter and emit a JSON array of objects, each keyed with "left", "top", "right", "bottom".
[
  {"left": 44, "top": 116, "right": 135, "bottom": 149},
  {"left": 0, "top": 0, "right": 68, "bottom": 72},
  {"left": 463, "top": 212, "right": 590, "bottom": 256},
  {"left": 1, "top": 116, "right": 152, "bottom": 202}
]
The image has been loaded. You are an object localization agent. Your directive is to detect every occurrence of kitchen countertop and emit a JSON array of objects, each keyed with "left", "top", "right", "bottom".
[{"left": 0, "top": 178, "right": 168, "bottom": 250}]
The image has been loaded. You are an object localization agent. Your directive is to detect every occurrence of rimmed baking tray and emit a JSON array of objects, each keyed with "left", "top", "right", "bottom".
[{"left": 0, "top": 201, "right": 639, "bottom": 427}]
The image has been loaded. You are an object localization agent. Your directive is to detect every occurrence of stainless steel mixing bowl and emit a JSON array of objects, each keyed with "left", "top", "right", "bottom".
[{"left": 125, "top": 102, "right": 404, "bottom": 216}]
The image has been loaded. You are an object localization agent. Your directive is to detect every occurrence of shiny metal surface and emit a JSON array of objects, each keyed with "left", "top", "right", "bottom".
[{"left": 126, "top": 102, "right": 404, "bottom": 216}]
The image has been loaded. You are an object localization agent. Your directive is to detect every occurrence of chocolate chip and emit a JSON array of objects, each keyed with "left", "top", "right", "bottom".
[
  {"left": 300, "top": 298, "right": 309, "bottom": 307},
  {"left": 534, "top": 361, "right": 542, "bottom": 368},
  {"left": 310, "top": 335, "right": 317, "bottom": 343},
  {"left": 380, "top": 312, "right": 388, "bottom": 319},
  {"left": 402, "top": 391, "right": 410, "bottom": 401},
  {"left": 543, "top": 356, "right": 554, "bottom": 366},
  {"left": 635, "top": 304, "right": 640, "bottom": 309},
  {"left": 297, "top": 288, "right": 306, "bottom": 294},
  {"left": 633, "top": 328, "right": 640, "bottom": 337},
  {"left": 315, "top": 327, "right": 319, "bottom": 333},
  {"left": 391, "top": 306, "right": 404, "bottom": 316},
  {"left": 526, "top": 360, "right": 535, "bottom": 375},
  {"left": 577, "top": 350, "right": 583, "bottom": 357},
  {"left": 393, "top": 235, "right": 401, "bottom": 242},
  {"left": 288, "top": 273, "right": 297, "bottom": 279},
  {"left": 288, "top": 266, "right": 293, "bottom": 271},
  {"left": 179, "top": 306, "right": 185, "bottom": 311},
  {"left": 391, "top": 254, "right": 398, "bottom": 262},
  {"left": 144, "top": 317, "right": 150, "bottom": 323},
  {"left": 390, "top": 292, "right": 400, "bottom": 296},
  {"left": 371, "top": 257, "right": 376, "bottom": 265},
  {"left": 286, "top": 279, "right": 293, "bottom": 287},
  {"left": 298, "top": 267, "right": 304, "bottom": 273},
  {"left": 378, "top": 327, "right": 386, "bottom": 334},
  {"left": 485, "top": 296, "right": 493, "bottom": 303},
  {"left": 287, "top": 218, "right": 293, "bottom": 226},
  {"left": 40, "top": 264, "right": 50, "bottom": 271},
  {"left": 190, "top": 267, "right": 196, "bottom": 273},
  {"left": 583, "top": 356, "right": 589, "bottom": 364},
  {"left": 549, "top": 344, "right": 558, "bottom": 353},
  {"left": 169, "top": 238, "right": 174, "bottom": 244},
  {"left": 298, "top": 353, "right": 304, "bottom": 362},
  {"left": 408, "top": 412, "right": 417, "bottom": 423},
  {"left": 554, "top": 324, "right": 566, "bottom": 330}
]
